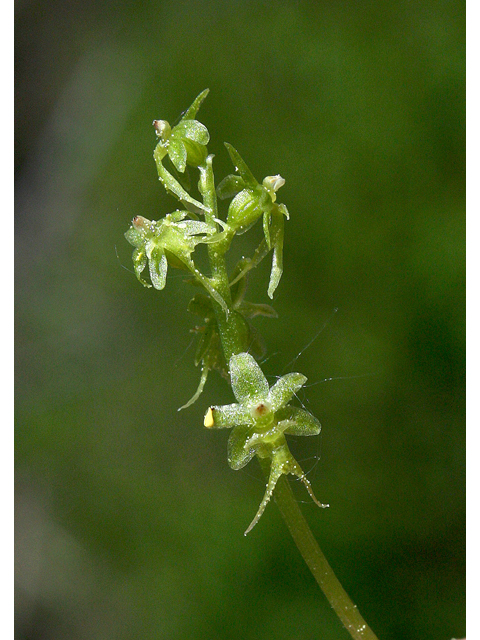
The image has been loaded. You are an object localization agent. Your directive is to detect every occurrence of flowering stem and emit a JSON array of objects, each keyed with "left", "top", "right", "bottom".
[
  {"left": 196, "top": 152, "right": 379, "bottom": 640},
  {"left": 199, "top": 157, "right": 249, "bottom": 362},
  {"left": 258, "top": 458, "right": 379, "bottom": 640},
  {"left": 128, "top": 91, "right": 380, "bottom": 639}
]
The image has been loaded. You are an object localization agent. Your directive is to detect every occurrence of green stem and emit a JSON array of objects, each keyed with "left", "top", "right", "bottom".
[
  {"left": 258, "top": 458, "right": 378, "bottom": 640},
  {"left": 198, "top": 156, "right": 249, "bottom": 362},
  {"left": 198, "top": 156, "right": 378, "bottom": 640}
]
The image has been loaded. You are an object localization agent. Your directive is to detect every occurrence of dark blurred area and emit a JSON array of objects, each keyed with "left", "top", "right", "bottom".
[{"left": 15, "top": 1, "right": 465, "bottom": 638}]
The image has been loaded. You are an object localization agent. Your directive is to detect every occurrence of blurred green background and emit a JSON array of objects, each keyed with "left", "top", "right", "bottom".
[{"left": 15, "top": 1, "right": 465, "bottom": 638}]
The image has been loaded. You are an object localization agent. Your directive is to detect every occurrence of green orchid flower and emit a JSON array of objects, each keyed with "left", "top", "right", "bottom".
[
  {"left": 217, "top": 144, "right": 289, "bottom": 298},
  {"left": 204, "top": 352, "right": 328, "bottom": 534},
  {"left": 153, "top": 89, "right": 211, "bottom": 214},
  {"left": 153, "top": 89, "right": 210, "bottom": 173},
  {"left": 124, "top": 212, "right": 227, "bottom": 311}
]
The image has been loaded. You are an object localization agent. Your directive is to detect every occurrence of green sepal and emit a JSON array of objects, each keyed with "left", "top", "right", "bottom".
[
  {"left": 267, "top": 372, "right": 307, "bottom": 412},
  {"left": 194, "top": 323, "right": 215, "bottom": 367},
  {"left": 180, "top": 88, "right": 210, "bottom": 121},
  {"left": 228, "top": 425, "right": 256, "bottom": 470},
  {"left": 267, "top": 212, "right": 284, "bottom": 299},
  {"left": 168, "top": 137, "right": 188, "bottom": 173},
  {"left": 175, "top": 119, "right": 209, "bottom": 144},
  {"left": 168, "top": 120, "right": 209, "bottom": 171},
  {"left": 125, "top": 226, "right": 146, "bottom": 247},
  {"left": 224, "top": 143, "right": 258, "bottom": 189},
  {"left": 183, "top": 138, "right": 208, "bottom": 168},
  {"left": 276, "top": 406, "right": 321, "bottom": 436},
  {"left": 147, "top": 245, "right": 168, "bottom": 290},
  {"left": 217, "top": 174, "right": 246, "bottom": 200},
  {"left": 227, "top": 187, "right": 269, "bottom": 234},
  {"left": 237, "top": 301, "right": 278, "bottom": 319},
  {"left": 230, "top": 352, "right": 269, "bottom": 404}
]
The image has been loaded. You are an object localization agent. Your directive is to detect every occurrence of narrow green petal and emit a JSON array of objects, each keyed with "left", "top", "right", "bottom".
[
  {"left": 263, "top": 211, "right": 272, "bottom": 249},
  {"left": 194, "top": 323, "right": 214, "bottom": 367},
  {"left": 228, "top": 239, "right": 270, "bottom": 289},
  {"left": 244, "top": 456, "right": 284, "bottom": 535},
  {"left": 180, "top": 88, "right": 209, "bottom": 121},
  {"left": 277, "top": 202, "right": 289, "bottom": 220},
  {"left": 204, "top": 403, "right": 251, "bottom": 429},
  {"left": 236, "top": 301, "right": 278, "bottom": 319},
  {"left": 267, "top": 213, "right": 284, "bottom": 299},
  {"left": 178, "top": 364, "right": 209, "bottom": 411},
  {"left": 228, "top": 425, "right": 256, "bottom": 470},
  {"left": 229, "top": 352, "right": 269, "bottom": 404},
  {"left": 276, "top": 406, "right": 321, "bottom": 436},
  {"left": 267, "top": 372, "right": 307, "bottom": 412},
  {"left": 224, "top": 143, "right": 258, "bottom": 189},
  {"left": 188, "top": 267, "right": 228, "bottom": 313}
]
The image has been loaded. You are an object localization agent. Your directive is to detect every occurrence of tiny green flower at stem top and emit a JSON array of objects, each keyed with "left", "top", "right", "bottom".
[
  {"left": 153, "top": 89, "right": 211, "bottom": 214},
  {"left": 204, "top": 352, "right": 328, "bottom": 535},
  {"left": 153, "top": 112, "right": 209, "bottom": 173}
]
